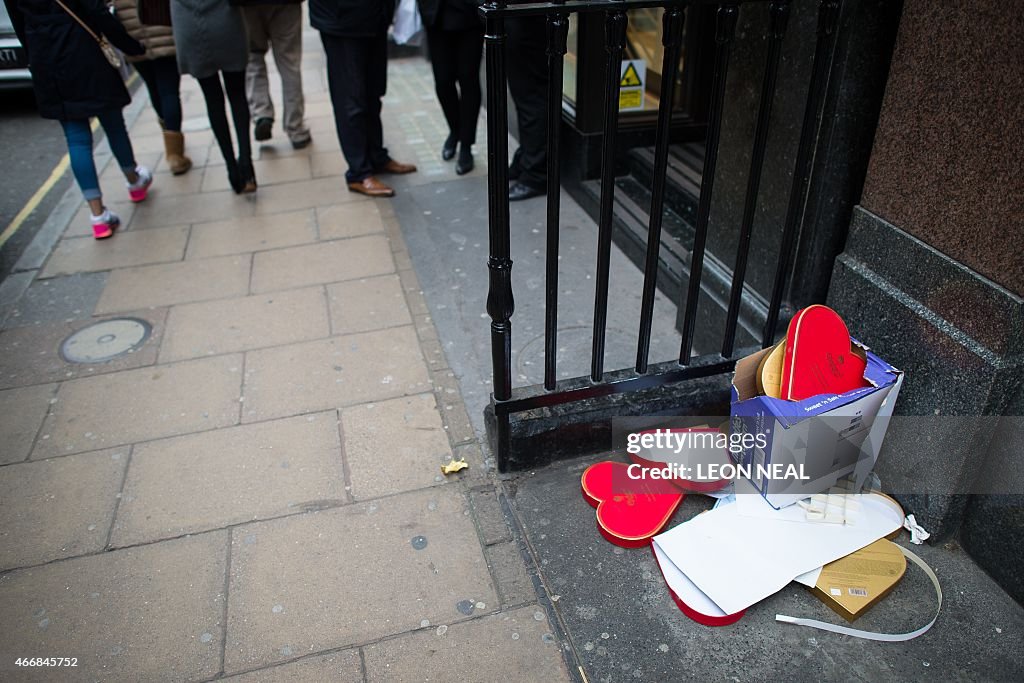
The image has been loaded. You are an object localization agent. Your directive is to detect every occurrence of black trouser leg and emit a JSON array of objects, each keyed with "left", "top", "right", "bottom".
[
  {"left": 455, "top": 27, "right": 483, "bottom": 147},
  {"left": 427, "top": 27, "right": 483, "bottom": 148},
  {"left": 321, "top": 32, "right": 390, "bottom": 183},
  {"left": 427, "top": 28, "right": 461, "bottom": 140},
  {"left": 365, "top": 33, "right": 389, "bottom": 170},
  {"left": 506, "top": 15, "right": 549, "bottom": 190}
]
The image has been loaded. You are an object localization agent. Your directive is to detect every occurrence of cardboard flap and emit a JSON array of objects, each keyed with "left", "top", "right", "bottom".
[{"left": 733, "top": 347, "right": 773, "bottom": 402}]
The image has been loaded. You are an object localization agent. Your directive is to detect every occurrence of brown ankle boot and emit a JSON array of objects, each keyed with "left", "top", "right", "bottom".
[{"left": 163, "top": 130, "right": 192, "bottom": 175}]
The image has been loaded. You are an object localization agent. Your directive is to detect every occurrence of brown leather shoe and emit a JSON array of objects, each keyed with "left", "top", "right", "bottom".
[
  {"left": 347, "top": 176, "right": 395, "bottom": 197},
  {"left": 377, "top": 159, "right": 418, "bottom": 175}
]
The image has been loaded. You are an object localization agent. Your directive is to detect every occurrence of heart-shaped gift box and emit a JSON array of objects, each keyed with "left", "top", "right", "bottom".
[
  {"left": 580, "top": 461, "right": 684, "bottom": 548},
  {"left": 780, "top": 304, "right": 870, "bottom": 401}
]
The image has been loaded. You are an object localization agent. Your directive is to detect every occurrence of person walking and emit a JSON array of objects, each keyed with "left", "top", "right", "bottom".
[
  {"left": 170, "top": 0, "right": 255, "bottom": 193},
  {"left": 3, "top": 0, "right": 153, "bottom": 239},
  {"left": 309, "top": 0, "right": 418, "bottom": 198},
  {"left": 113, "top": 0, "right": 192, "bottom": 175},
  {"left": 237, "top": 0, "right": 312, "bottom": 150},
  {"left": 417, "top": 0, "right": 483, "bottom": 175}
]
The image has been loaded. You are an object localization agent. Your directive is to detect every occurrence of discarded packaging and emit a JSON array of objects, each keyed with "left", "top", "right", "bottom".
[
  {"left": 809, "top": 538, "right": 907, "bottom": 622},
  {"left": 777, "top": 543, "right": 942, "bottom": 642},
  {"left": 581, "top": 461, "right": 684, "bottom": 548},
  {"left": 440, "top": 458, "right": 468, "bottom": 475},
  {"left": 779, "top": 304, "right": 872, "bottom": 401},
  {"left": 903, "top": 513, "right": 931, "bottom": 544},
  {"left": 652, "top": 479, "right": 904, "bottom": 615},
  {"left": 730, "top": 307, "right": 904, "bottom": 509}
]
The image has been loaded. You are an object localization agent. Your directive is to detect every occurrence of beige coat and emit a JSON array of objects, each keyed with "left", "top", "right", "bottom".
[{"left": 113, "top": 0, "right": 177, "bottom": 61}]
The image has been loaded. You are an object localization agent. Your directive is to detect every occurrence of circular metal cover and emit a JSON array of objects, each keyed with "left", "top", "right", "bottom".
[{"left": 60, "top": 318, "right": 152, "bottom": 363}]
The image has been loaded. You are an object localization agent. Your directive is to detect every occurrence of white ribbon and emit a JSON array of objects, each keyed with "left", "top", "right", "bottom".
[{"left": 776, "top": 545, "right": 941, "bottom": 642}]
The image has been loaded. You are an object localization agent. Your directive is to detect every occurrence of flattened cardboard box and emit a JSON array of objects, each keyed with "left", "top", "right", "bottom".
[{"left": 730, "top": 340, "right": 903, "bottom": 509}]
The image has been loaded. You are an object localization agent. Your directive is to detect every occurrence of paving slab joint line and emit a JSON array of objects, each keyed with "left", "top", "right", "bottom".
[
  {"left": 217, "top": 527, "right": 233, "bottom": 678},
  {"left": 335, "top": 408, "right": 357, "bottom": 505},
  {"left": 357, "top": 646, "right": 369, "bottom": 683},
  {"left": 104, "top": 444, "right": 134, "bottom": 550},
  {"left": 19, "top": 382, "right": 61, "bottom": 464}
]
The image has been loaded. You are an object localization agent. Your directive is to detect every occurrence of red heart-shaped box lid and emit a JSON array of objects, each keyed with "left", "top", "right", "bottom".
[
  {"left": 780, "top": 305, "right": 870, "bottom": 401},
  {"left": 580, "top": 461, "right": 684, "bottom": 548}
]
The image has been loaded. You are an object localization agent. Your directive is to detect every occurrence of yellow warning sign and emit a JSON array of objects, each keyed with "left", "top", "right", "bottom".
[
  {"left": 618, "top": 59, "right": 646, "bottom": 112},
  {"left": 620, "top": 62, "right": 642, "bottom": 87},
  {"left": 619, "top": 90, "right": 643, "bottom": 110}
]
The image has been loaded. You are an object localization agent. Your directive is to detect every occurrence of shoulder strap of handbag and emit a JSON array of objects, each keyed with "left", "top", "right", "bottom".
[{"left": 53, "top": 0, "right": 105, "bottom": 45}]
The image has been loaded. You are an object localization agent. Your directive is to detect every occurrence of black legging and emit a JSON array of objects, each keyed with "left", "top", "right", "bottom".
[
  {"left": 197, "top": 71, "right": 251, "bottom": 175},
  {"left": 426, "top": 25, "right": 483, "bottom": 147}
]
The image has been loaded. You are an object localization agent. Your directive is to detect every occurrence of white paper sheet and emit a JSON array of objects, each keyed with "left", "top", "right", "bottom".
[{"left": 652, "top": 490, "right": 903, "bottom": 615}]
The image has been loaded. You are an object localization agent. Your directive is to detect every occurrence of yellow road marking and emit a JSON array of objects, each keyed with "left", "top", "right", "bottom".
[{"left": 0, "top": 72, "right": 139, "bottom": 250}]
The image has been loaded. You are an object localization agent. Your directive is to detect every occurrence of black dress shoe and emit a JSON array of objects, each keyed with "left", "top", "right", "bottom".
[
  {"left": 455, "top": 148, "right": 474, "bottom": 175},
  {"left": 441, "top": 134, "right": 457, "bottom": 161},
  {"left": 508, "top": 181, "right": 544, "bottom": 201},
  {"left": 254, "top": 117, "right": 273, "bottom": 142}
]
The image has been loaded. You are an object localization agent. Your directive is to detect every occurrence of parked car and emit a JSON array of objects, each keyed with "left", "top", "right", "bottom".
[{"left": 0, "top": 3, "right": 31, "bottom": 90}]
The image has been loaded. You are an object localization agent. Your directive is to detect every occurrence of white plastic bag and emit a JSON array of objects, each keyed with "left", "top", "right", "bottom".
[{"left": 393, "top": 0, "right": 424, "bottom": 46}]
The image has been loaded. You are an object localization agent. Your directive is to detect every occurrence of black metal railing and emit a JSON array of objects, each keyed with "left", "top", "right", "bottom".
[{"left": 482, "top": 0, "right": 841, "bottom": 470}]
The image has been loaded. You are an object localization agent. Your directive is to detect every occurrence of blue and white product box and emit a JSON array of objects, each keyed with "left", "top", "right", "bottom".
[{"left": 729, "top": 340, "right": 903, "bottom": 510}]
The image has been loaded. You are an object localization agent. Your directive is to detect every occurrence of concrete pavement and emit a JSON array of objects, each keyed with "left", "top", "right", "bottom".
[{"left": 0, "top": 38, "right": 569, "bottom": 683}]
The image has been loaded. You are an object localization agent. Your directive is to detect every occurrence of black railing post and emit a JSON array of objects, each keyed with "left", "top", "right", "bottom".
[
  {"left": 544, "top": 2, "right": 569, "bottom": 391},
  {"left": 484, "top": 3, "right": 514, "bottom": 466},
  {"left": 762, "top": 0, "right": 840, "bottom": 347},
  {"left": 636, "top": 2, "right": 686, "bottom": 374},
  {"left": 721, "top": 0, "right": 790, "bottom": 358},
  {"left": 590, "top": 3, "right": 629, "bottom": 383},
  {"left": 678, "top": 2, "right": 739, "bottom": 365}
]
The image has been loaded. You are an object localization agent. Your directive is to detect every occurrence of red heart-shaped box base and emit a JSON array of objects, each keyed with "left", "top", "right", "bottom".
[
  {"left": 651, "top": 546, "right": 746, "bottom": 627},
  {"left": 580, "top": 461, "right": 684, "bottom": 548}
]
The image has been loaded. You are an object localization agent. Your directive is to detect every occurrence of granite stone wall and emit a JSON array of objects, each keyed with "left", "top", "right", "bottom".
[{"left": 860, "top": 0, "right": 1024, "bottom": 295}]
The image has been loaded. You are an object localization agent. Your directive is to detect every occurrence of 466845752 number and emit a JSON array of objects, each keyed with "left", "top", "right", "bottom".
[{"left": 15, "top": 657, "right": 79, "bottom": 667}]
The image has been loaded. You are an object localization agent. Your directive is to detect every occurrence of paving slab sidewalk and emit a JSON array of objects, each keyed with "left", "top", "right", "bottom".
[{"left": 0, "top": 29, "right": 569, "bottom": 683}]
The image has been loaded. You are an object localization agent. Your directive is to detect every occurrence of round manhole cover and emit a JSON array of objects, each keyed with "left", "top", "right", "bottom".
[{"left": 61, "top": 318, "right": 152, "bottom": 363}]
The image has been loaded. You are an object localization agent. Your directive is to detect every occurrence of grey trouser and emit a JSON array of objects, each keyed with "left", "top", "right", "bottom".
[{"left": 242, "top": 4, "right": 310, "bottom": 143}]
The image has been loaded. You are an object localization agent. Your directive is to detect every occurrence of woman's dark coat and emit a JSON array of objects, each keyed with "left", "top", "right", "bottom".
[{"left": 3, "top": 0, "right": 144, "bottom": 120}]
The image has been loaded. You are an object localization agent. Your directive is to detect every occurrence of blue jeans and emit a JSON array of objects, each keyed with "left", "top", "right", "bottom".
[{"left": 61, "top": 110, "right": 137, "bottom": 201}]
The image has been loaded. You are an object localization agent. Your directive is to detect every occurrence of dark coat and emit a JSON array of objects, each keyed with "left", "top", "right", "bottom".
[
  {"left": 3, "top": 0, "right": 144, "bottom": 121},
  {"left": 170, "top": 0, "right": 248, "bottom": 79},
  {"left": 309, "top": 0, "right": 395, "bottom": 38},
  {"left": 416, "top": 0, "right": 480, "bottom": 29}
]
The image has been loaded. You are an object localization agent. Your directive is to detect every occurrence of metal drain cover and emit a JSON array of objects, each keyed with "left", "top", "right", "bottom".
[{"left": 61, "top": 318, "right": 152, "bottom": 363}]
